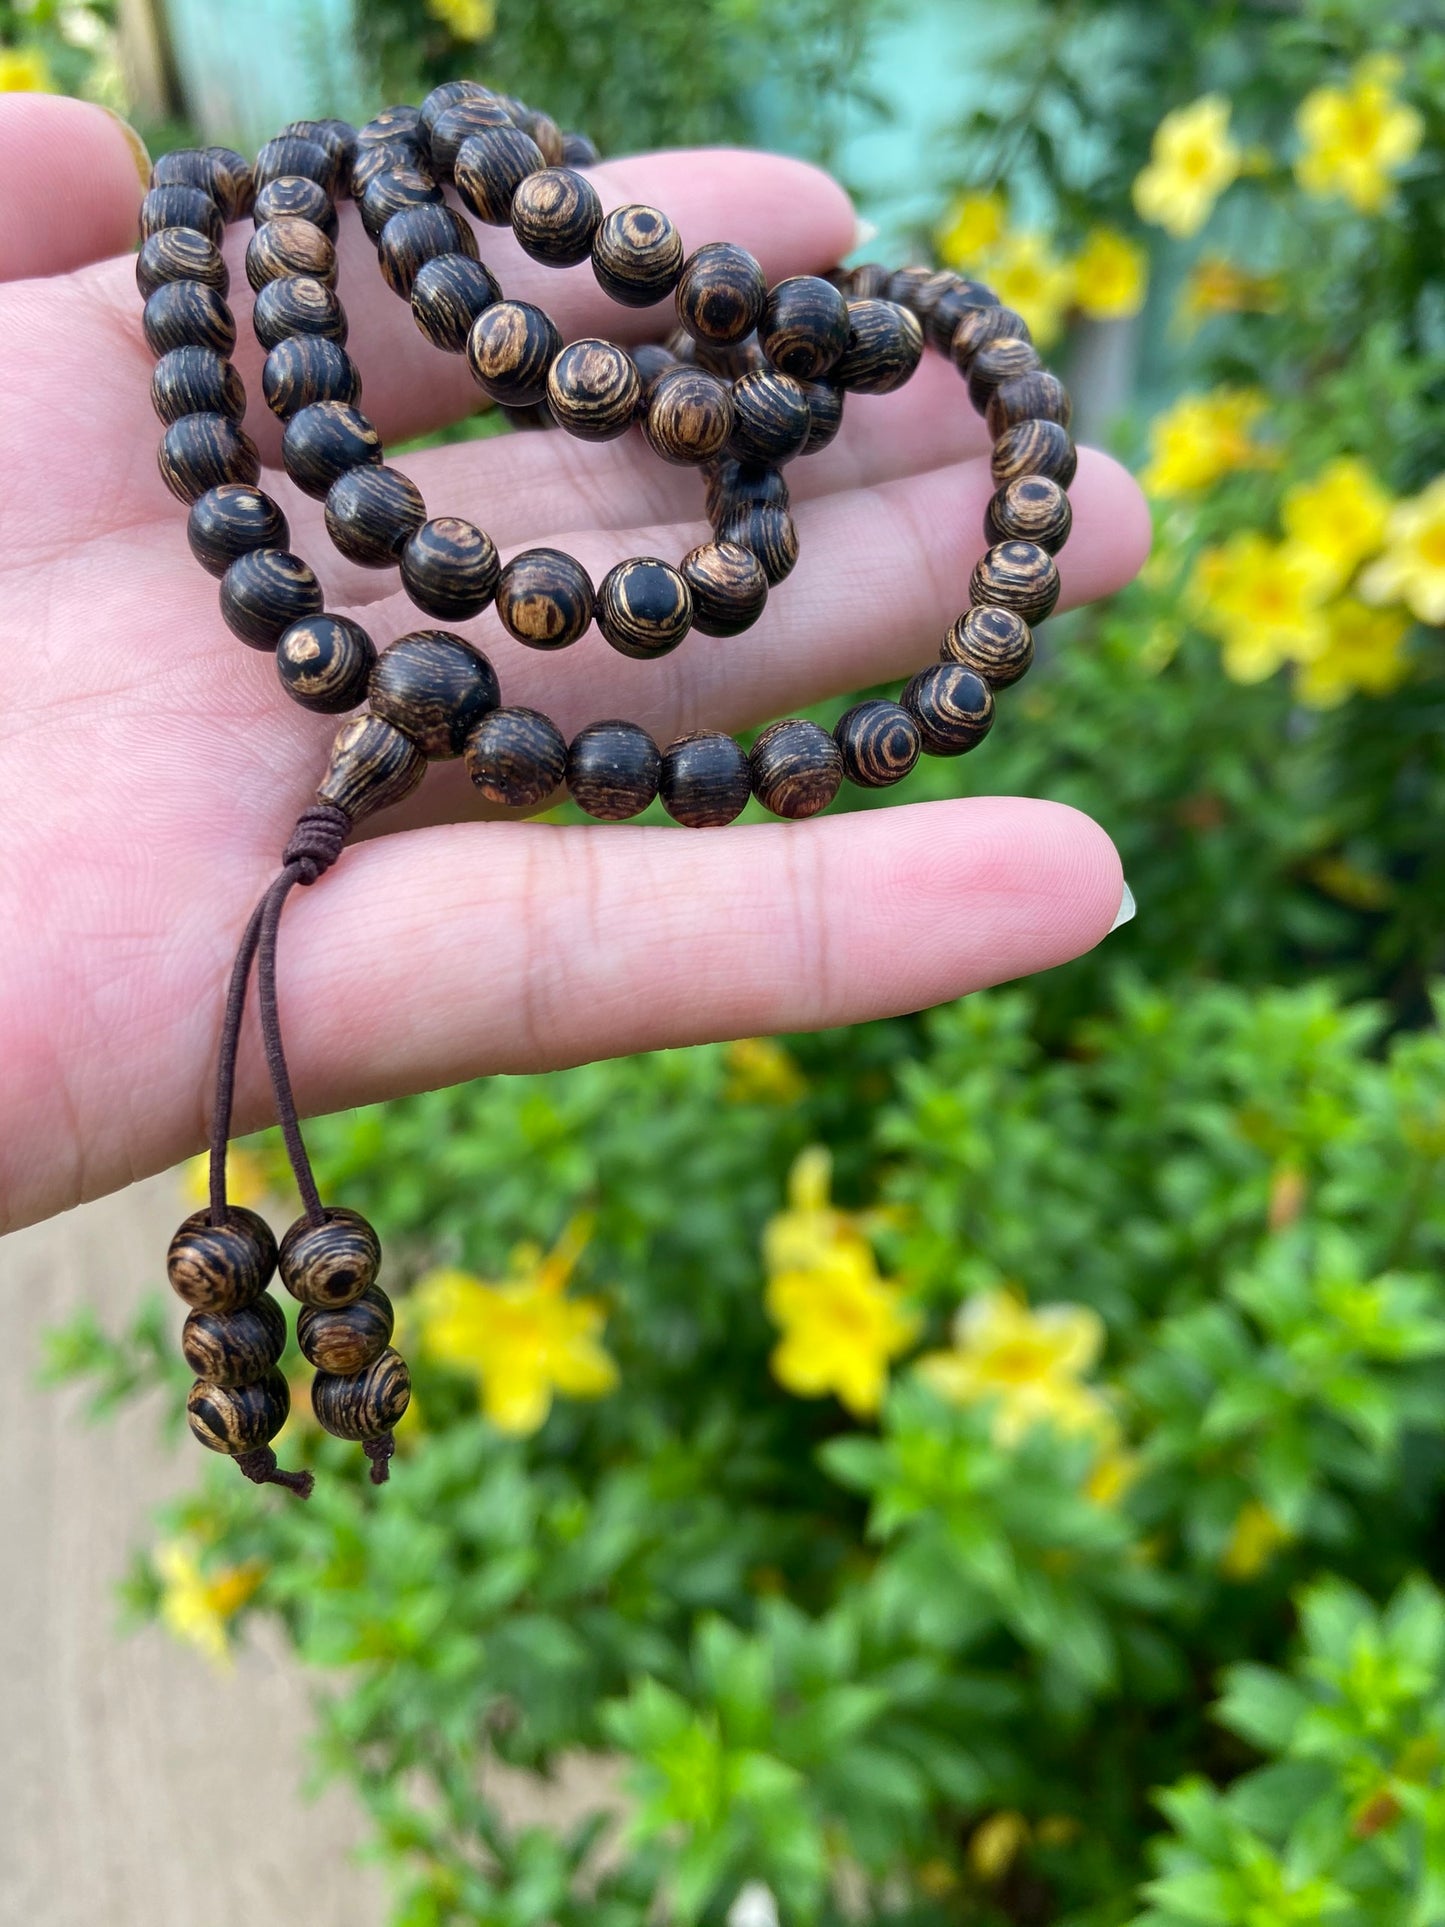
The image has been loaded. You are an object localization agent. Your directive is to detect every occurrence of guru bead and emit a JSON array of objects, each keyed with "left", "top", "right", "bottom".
[
  {"left": 660, "top": 731, "right": 753, "bottom": 828},
  {"left": 969, "top": 539, "right": 1061, "bottom": 624},
  {"left": 749, "top": 718, "right": 843, "bottom": 819},
  {"left": 675, "top": 242, "right": 768, "bottom": 344},
  {"left": 281, "top": 401, "right": 382, "bottom": 498},
  {"left": 188, "top": 483, "right": 289, "bottom": 578},
  {"left": 759, "top": 274, "right": 850, "bottom": 379},
  {"left": 680, "top": 539, "right": 769, "bottom": 637},
  {"left": 727, "top": 370, "right": 811, "bottom": 465},
  {"left": 369, "top": 629, "right": 500, "bottom": 757},
  {"left": 181, "top": 1292, "right": 287, "bottom": 1387},
  {"left": 151, "top": 346, "right": 246, "bottom": 425},
  {"left": 167, "top": 1206, "right": 277, "bottom": 1313},
  {"left": 942, "top": 606, "right": 1034, "bottom": 687},
  {"left": 317, "top": 713, "right": 428, "bottom": 821},
  {"left": 324, "top": 464, "right": 427, "bottom": 566},
  {"left": 245, "top": 217, "right": 337, "bottom": 291},
  {"left": 158, "top": 413, "right": 260, "bottom": 504},
  {"left": 903, "top": 662, "right": 996, "bottom": 756},
  {"left": 566, "top": 720, "right": 662, "bottom": 820},
  {"left": 409, "top": 252, "right": 501, "bottom": 353},
  {"left": 641, "top": 366, "right": 735, "bottom": 466},
  {"left": 984, "top": 475, "right": 1072, "bottom": 555},
  {"left": 187, "top": 1370, "right": 292, "bottom": 1456},
  {"left": 454, "top": 124, "right": 545, "bottom": 222},
  {"left": 297, "top": 1284, "right": 395, "bottom": 1376},
  {"left": 261, "top": 335, "right": 361, "bottom": 418},
  {"left": 496, "top": 546, "right": 594, "bottom": 649},
  {"left": 136, "top": 227, "right": 229, "bottom": 299},
  {"left": 832, "top": 299, "right": 924, "bottom": 395},
  {"left": 276, "top": 614, "right": 377, "bottom": 713},
  {"left": 833, "top": 698, "right": 922, "bottom": 788},
  {"left": 400, "top": 516, "right": 500, "bottom": 619},
  {"left": 591, "top": 203, "right": 684, "bottom": 307},
  {"left": 311, "top": 1347, "right": 412, "bottom": 1441},
  {"left": 546, "top": 339, "right": 642, "bottom": 442},
  {"left": 467, "top": 300, "right": 562, "bottom": 408},
  {"left": 464, "top": 706, "right": 568, "bottom": 809},
  {"left": 219, "top": 547, "right": 324, "bottom": 649},
  {"left": 279, "top": 1206, "right": 382, "bottom": 1308},
  {"left": 253, "top": 274, "right": 347, "bottom": 352},
  {"left": 510, "top": 165, "right": 603, "bottom": 265},
  {"left": 596, "top": 557, "right": 693, "bottom": 659},
  {"left": 990, "top": 417, "right": 1078, "bottom": 490}
]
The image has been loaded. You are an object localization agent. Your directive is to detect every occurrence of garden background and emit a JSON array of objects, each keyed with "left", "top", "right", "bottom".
[{"left": 3, "top": 0, "right": 1444, "bottom": 1921}]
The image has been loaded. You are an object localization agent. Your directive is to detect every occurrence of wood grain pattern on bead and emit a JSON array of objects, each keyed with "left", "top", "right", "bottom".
[
  {"left": 496, "top": 546, "right": 594, "bottom": 649},
  {"left": 324, "top": 464, "right": 427, "bottom": 566},
  {"left": 220, "top": 548, "right": 324, "bottom": 650},
  {"left": 518, "top": 107, "right": 565, "bottom": 166},
  {"left": 903, "top": 662, "right": 997, "bottom": 756},
  {"left": 377, "top": 204, "right": 478, "bottom": 297},
  {"left": 182, "top": 1293, "right": 287, "bottom": 1387},
  {"left": 369, "top": 630, "right": 500, "bottom": 757},
  {"left": 833, "top": 699, "right": 922, "bottom": 788},
  {"left": 311, "top": 1347, "right": 411, "bottom": 1442},
  {"left": 466, "top": 300, "right": 562, "bottom": 407},
  {"left": 297, "top": 1285, "right": 394, "bottom": 1376},
  {"left": 660, "top": 731, "right": 753, "bottom": 828},
  {"left": 831, "top": 298, "right": 924, "bottom": 395},
  {"left": 464, "top": 705, "right": 568, "bottom": 809},
  {"left": 140, "top": 183, "right": 223, "bottom": 245},
  {"left": 926, "top": 276, "right": 999, "bottom": 356},
  {"left": 352, "top": 138, "right": 428, "bottom": 200},
  {"left": 591, "top": 203, "right": 684, "bottom": 307},
  {"left": 317, "top": 713, "right": 428, "bottom": 821},
  {"left": 759, "top": 275, "right": 850, "bottom": 379},
  {"left": 567, "top": 719, "right": 662, "bottom": 820},
  {"left": 713, "top": 502, "right": 798, "bottom": 585},
  {"left": 984, "top": 476, "right": 1072, "bottom": 555},
  {"left": 400, "top": 516, "right": 501, "bottom": 619},
  {"left": 187, "top": 1370, "right": 292, "bottom": 1456},
  {"left": 419, "top": 78, "right": 491, "bottom": 145},
  {"left": 942, "top": 605, "right": 1035, "bottom": 687},
  {"left": 281, "top": 401, "right": 382, "bottom": 498},
  {"left": 254, "top": 172, "right": 338, "bottom": 240},
  {"left": 246, "top": 218, "right": 337, "bottom": 291},
  {"left": 277, "top": 614, "right": 377, "bottom": 713},
  {"left": 136, "top": 227, "right": 229, "bottom": 300},
  {"left": 675, "top": 242, "right": 767, "bottom": 344},
  {"left": 990, "top": 417, "right": 1079, "bottom": 490},
  {"left": 253, "top": 274, "right": 347, "bottom": 352},
  {"left": 254, "top": 133, "right": 337, "bottom": 194},
  {"left": 510, "top": 165, "right": 602, "bottom": 265},
  {"left": 454, "top": 125, "right": 545, "bottom": 223},
  {"left": 680, "top": 539, "right": 769, "bottom": 636},
  {"left": 706, "top": 459, "right": 790, "bottom": 518},
  {"left": 985, "top": 369, "right": 1073, "bottom": 438},
  {"left": 409, "top": 253, "right": 501, "bottom": 353},
  {"left": 429, "top": 96, "right": 514, "bottom": 178},
  {"left": 152, "top": 346, "right": 245, "bottom": 426},
  {"left": 967, "top": 337, "right": 1041, "bottom": 416},
  {"left": 261, "top": 335, "right": 361, "bottom": 419},
  {"left": 596, "top": 557, "right": 693, "bottom": 659},
  {"left": 167, "top": 1207, "right": 277, "bottom": 1314},
  {"left": 726, "top": 370, "right": 811, "bottom": 466},
  {"left": 151, "top": 149, "right": 253, "bottom": 222},
  {"left": 143, "top": 280, "right": 236, "bottom": 357},
  {"left": 546, "top": 339, "right": 641, "bottom": 442},
  {"left": 796, "top": 378, "right": 845, "bottom": 455},
  {"left": 279, "top": 1208, "right": 382, "bottom": 1308},
  {"left": 969, "top": 539, "right": 1061, "bottom": 624},
  {"left": 749, "top": 718, "right": 843, "bottom": 819},
  {"left": 188, "top": 484, "right": 290, "bottom": 578},
  {"left": 158, "top": 413, "right": 260, "bottom": 504},
  {"left": 642, "top": 366, "right": 735, "bottom": 465},
  {"left": 948, "top": 304, "right": 1030, "bottom": 374}
]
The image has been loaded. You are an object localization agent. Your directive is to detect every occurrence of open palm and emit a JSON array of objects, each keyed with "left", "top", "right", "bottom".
[{"left": 0, "top": 94, "right": 1149, "bottom": 1235}]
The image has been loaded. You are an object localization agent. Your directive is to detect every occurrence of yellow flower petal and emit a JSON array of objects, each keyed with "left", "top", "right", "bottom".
[
  {"left": 1133, "top": 95, "right": 1243, "bottom": 239},
  {"left": 1295, "top": 58, "right": 1422, "bottom": 214},
  {"left": 1072, "top": 227, "right": 1148, "bottom": 320}
]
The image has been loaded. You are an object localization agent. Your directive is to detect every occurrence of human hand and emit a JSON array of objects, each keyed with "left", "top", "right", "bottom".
[{"left": 0, "top": 94, "right": 1149, "bottom": 1234}]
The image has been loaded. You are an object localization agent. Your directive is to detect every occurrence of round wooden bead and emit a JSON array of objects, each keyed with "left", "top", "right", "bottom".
[
  {"left": 181, "top": 1292, "right": 287, "bottom": 1387},
  {"left": 324, "top": 465, "right": 427, "bottom": 567},
  {"left": 281, "top": 401, "right": 382, "bottom": 498},
  {"left": 429, "top": 95, "right": 514, "bottom": 178},
  {"left": 151, "top": 346, "right": 245, "bottom": 426},
  {"left": 281, "top": 117, "right": 355, "bottom": 183},
  {"left": 276, "top": 614, "right": 377, "bottom": 713},
  {"left": 675, "top": 242, "right": 767, "bottom": 344},
  {"left": 467, "top": 301, "right": 562, "bottom": 408},
  {"left": 360, "top": 169, "right": 445, "bottom": 248},
  {"left": 220, "top": 548, "right": 324, "bottom": 650},
  {"left": 142, "top": 280, "right": 236, "bottom": 358},
  {"left": 706, "top": 459, "right": 789, "bottom": 517},
  {"left": 517, "top": 107, "right": 565, "bottom": 166},
  {"left": 597, "top": 558, "right": 693, "bottom": 659},
  {"left": 246, "top": 217, "right": 336, "bottom": 291},
  {"left": 311, "top": 1348, "right": 411, "bottom": 1442},
  {"left": 188, "top": 484, "right": 289, "bottom": 578},
  {"left": 796, "top": 379, "right": 844, "bottom": 455},
  {"left": 991, "top": 418, "right": 1078, "bottom": 490},
  {"left": 950, "top": 304, "right": 1031, "bottom": 375},
  {"left": 358, "top": 105, "right": 423, "bottom": 147},
  {"left": 642, "top": 366, "right": 735, "bottom": 465},
  {"left": 377, "top": 204, "right": 477, "bottom": 297},
  {"left": 749, "top": 718, "right": 843, "bottom": 819},
  {"left": 187, "top": 1370, "right": 291, "bottom": 1456},
  {"left": 680, "top": 331, "right": 766, "bottom": 381},
  {"left": 832, "top": 298, "right": 924, "bottom": 394},
  {"left": 759, "top": 275, "right": 850, "bottom": 379},
  {"left": 967, "top": 338, "right": 1041, "bottom": 417},
  {"left": 713, "top": 502, "right": 798, "bottom": 585},
  {"left": 942, "top": 605, "right": 1034, "bottom": 687},
  {"left": 158, "top": 412, "right": 260, "bottom": 504},
  {"left": 317, "top": 713, "right": 427, "bottom": 821},
  {"left": 464, "top": 706, "right": 568, "bottom": 809},
  {"left": 151, "top": 149, "right": 253, "bottom": 222},
  {"left": 727, "top": 371, "right": 812, "bottom": 465},
  {"left": 140, "top": 182, "right": 223, "bottom": 245},
  {"left": 167, "top": 1207, "right": 277, "bottom": 1314},
  {"left": 547, "top": 339, "right": 641, "bottom": 443},
  {"left": 454, "top": 125, "right": 545, "bottom": 223},
  {"left": 254, "top": 173, "right": 338, "bottom": 240},
  {"left": 986, "top": 370, "right": 1072, "bottom": 439},
  {"left": 297, "top": 1284, "right": 394, "bottom": 1376},
  {"left": 369, "top": 630, "right": 500, "bottom": 758},
  {"left": 352, "top": 138, "right": 428, "bottom": 200},
  {"left": 496, "top": 546, "right": 594, "bottom": 649},
  {"left": 254, "top": 133, "right": 337, "bottom": 195},
  {"left": 833, "top": 698, "right": 922, "bottom": 788},
  {"left": 253, "top": 275, "right": 346, "bottom": 352},
  {"left": 969, "top": 540, "right": 1061, "bottom": 624},
  {"left": 632, "top": 342, "right": 680, "bottom": 394},
  {"left": 136, "top": 226, "right": 228, "bottom": 300},
  {"left": 833, "top": 262, "right": 893, "bottom": 300},
  {"left": 927, "top": 276, "right": 999, "bottom": 356},
  {"left": 400, "top": 517, "right": 500, "bottom": 620},
  {"left": 261, "top": 335, "right": 361, "bottom": 420},
  {"left": 885, "top": 265, "right": 937, "bottom": 312},
  {"left": 419, "top": 78, "right": 491, "bottom": 145},
  {"left": 562, "top": 131, "right": 600, "bottom": 167},
  {"left": 567, "top": 720, "right": 662, "bottom": 820},
  {"left": 592, "top": 203, "right": 684, "bottom": 307},
  {"left": 660, "top": 732, "right": 753, "bottom": 828},
  {"left": 984, "top": 475, "right": 1072, "bottom": 555},
  {"left": 410, "top": 252, "right": 501, "bottom": 353},
  {"left": 279, "top": 1207, "right": 381, "bottom": 1308},
  {"left": 510, "top": 165, "right": 602, "bottom": 265},
  {"left": 678, "top": 540, "right": 767, "bottom": 639},
  {"left": 903, "top": 662, "right": 996, "bottom": 756}
]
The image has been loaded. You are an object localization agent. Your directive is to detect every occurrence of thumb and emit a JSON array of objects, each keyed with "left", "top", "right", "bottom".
[{"left": 0, "top": 93, "right": 149, "bottom": 282}]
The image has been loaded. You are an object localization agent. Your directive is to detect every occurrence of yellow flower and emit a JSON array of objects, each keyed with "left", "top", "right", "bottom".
[
  {"left": 762, "top": 1146, "right": 879, "bottom": 1275},
  {"left": 937, "top": 190, "right": 1006, "bottom": 271},
  {"left": 1072, "top": 227, "right": 1148, "bottom": 321},
  {"left": 1141, "top": 388, "right": 1272, "bottom": 498},
  {"left": 723, "top": 1036, "right": 807, "bottom": 1106},
  {"left": 1179, "top": 254, "right": 1284, "bottom": 331},
  {"left": 412, "top": 1217, "right": 618, "bottom": 1434},
  {"left": 1133, "top": 95, "right": 1243, "bottom": 238},
  {"left": 975, "top": 229, "right": 1075, "bottom": 348},
  {"left": 1359, "top": 476, "right": 1445, "bottom": 625},
  {"left": 155, "top": 1540, "right": 264, "bottom": 1668},
  {"left": 1294, "top": 598, "right": 1412, "bottom": 709},
  {"left": 1296, "top": 55, "right": 1422, "bottom": 215},
  {"left": 426, "top": 0, "right": 497, "bottom": 38},
  {"left": 1281, "top": 458, "right": 1392, "bottom": 596},
  {"left": 0, "top": 46, "right": 54, "bottom": 91},
  {"left": 1189, "top": 531, "right": 1329, "bottom": 683},
  {"left": 1220, "top": 1499, "right": 1290, "bottom": 1580},
  {"left": 181, "top": 1145, "right": 275, "bottom": 1212},
  {"left": 917, "top": 1289, "right": 1113, "bottom": 1447},
  {"left": 1085, "top": 1445, "right": 1141, "bottom": 1508},
  {"left": 968, "top": 1811, "right": 1030, "bottom": 1882}
]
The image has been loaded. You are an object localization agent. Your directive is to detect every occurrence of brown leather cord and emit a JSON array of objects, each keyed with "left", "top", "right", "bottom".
[
  {"left": 237, "top": 1444, "right": 316, "bottom": 1499},
  {"left": 208, "top": 893, "right": 268, "bottom": 1228},
  {"left": 362, "top": 1433, "right": 395, "bottom": 1484}
]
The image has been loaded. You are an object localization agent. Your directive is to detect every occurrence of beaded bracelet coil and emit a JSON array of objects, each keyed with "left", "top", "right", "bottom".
[{"left": 142, "top": 81, "right": 1079, "bottom": 1495}]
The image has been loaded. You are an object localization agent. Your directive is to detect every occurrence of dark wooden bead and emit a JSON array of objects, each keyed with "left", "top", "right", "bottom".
[
  {"left": 253, "top": 173, "right": 338, "bottom": 240},
  {"left": 713, "top": 502, "right": 798, "bottom": 585},
  {"left": 991, "top": 417, "right": 1079, "bottom": 491},
  {"left": 187, "top": 1370, "right": 291, "bottom": 1456},
  {"left": 884, "top": 265, "right": 936, "bottom": 312},
  {"left": 660, "top": 731, "right": 753, "bottom": 828},
  {"left": 642, "top": 366, "right": 735, "bottom": 465},
  {"left": 567, "top": 720, "right": 662, "bottom": 820},
  {"left": 246, "top": 216, "right": 336, "bottom": 291},
  {"left": 312, "top": 1347, "right": 411, "bottom": 1442},
  {"left": 159, "top": 412, "right": 259, "bottom": 504},
  {"left": 281, "top": 401, "right": 381, "bottom": 499},
  {"left": 359, "top": 163, "right": 442, "bottom": 244},
  {"left": 351, "top": 138, "right": 428, "bottom": 200},
  {"left": 727, "top": 370, "right": 811, "bottom": 466},
  {"left": 517, "top": 108, "right": 565, "bottom": 166},
  {"left": 832, "top": 298, "right": 924, "bottom": 395},
  {"left": 970, "top": 540, "right": 1061, "bottom": 625},
  {"left": 140, "top": 183, "right": 223, "bottom": 245},
  {"left": 253, "top": 274, "right": 347, "bottom": 351},
  {"left": 419, "top": 78, "right": 491, "bottom": 145},
  {"left": 681, "top": 330, "right": 767, "bottom": 381},
  {"left": 254, "top": 134, "right": 337, "bottom": 195},
  {"left": 151, "top": 346, "right": 245, "bottom": 425},
  {"left": 796, "top": 379, "right": 845, "bottom": 455},
  {"left": 705, "top": 459, "right": 789, "bottom": 518},
  {"left": 500, "top": 398, "right": 556, "bottom": 430},
  {"left": 984, "top": 475, "right": 1072, "bottom": 555},
  {"left": 986, "top": 370, "right": 1072, "bottom": 438},
  {"left": 358, "top": 104, "right": 423, "bottom": 148},
  {"left": 680, "top": 539, "right": 768, "bottom": 637},
  {"left": 279, "top": 1207, "right": 381, "bottom": 1308},
  {"left": 510, "top": 165, "right": 602, "bottom": 265},
  {"left": 261, "top": 334, "right": 361, "bottom": 419},
  {"left": 949, "top": 304, "right": 1031, "bottom": 375},
  {"left": 750, "top": 718, "right": 843, "bottom": 819},
  {"left": 281, "top": 117, "right": 356, "bottom": 185},
  {"left": 219, "top": 548, "right": 324, "bottom": 651},
  {"left": 317, "top": 713, "right": 428, "bottom": 821},
  {"left": 547, "top": 339, "right": 641, "bottom": 443},
  {"left": 834, "top": 698, "right": 922, "bottom": 788},
  {"left": 675, "top": 242, "right": 767, "bottom": 345},
  {"left": 142, "top": 280, "right": 236, "bottom": 358},
  {"left": 182, "top": 1292, "right": 287, "bottom": 1387},
  {"left": 297, "top": 1284, "right": 394, "bottom": 1376},
  {"left": 410, "top": 252, "right": 501, "bottom": 353},
  {"left": 942, "top": 605, "right": 1034, "bottom": 687},
  {"left": 496, "top": 546, "right": 594, "bottom": 649},
  {"left": 187, "top": 483, "right": 288, "bottom": 578},
  {"left": 466, "top": 300, "right": 562, "bottom": 408},
  {"left": 167, "top": 1207, "right": 277, "bottom": 1314},
  {"left": 276, "top": 614, "right": 376, "bottom": 713},
  {"left": 759, "top": 275, "right": 850, "bottom": 379},
  {"left": 151, "top": 148, "right": 253, "bottom": 222},
  {"left": 562, "top": 131, "right": 600, "bottom": 168},
  {"left": 369, "top": 630, "right": 500, "bottom": 758},
  {"left": 592, "top": 203, "right": 684, "bottom": 308},
  {"left": 903, "top": 662, "right": 996, "bottom": 756},
  {"left": 430, "top": 96, "right": 515, "bottom": 179},
  {"left": 136, "top": 226, "right": 229, "bottom": 299},
  {"left": 632, "top": 342, "right": 679, "bottom": 394},
  {"left": 325, "top": 465, "right": 427, "bottom": 567},
  {"left": 378, "top": 204, "right": 477, "bottom": 298},
  {"left": 455, "top": 125, "right": 545, "bottom": 223},
  {"left": 400, "top": 517, "right": 500, "bottom": 620},
  {"left": 843, "top": 262, "right": 893, "bottom": 299},
  {"left": 597, "top": 557, "right": 693, "bottom": 659},
  {"left": 927, "top": 276, "right": 999, "bottom": 356},
  {"left": 967, "top": 338, "right": 1041, "bottom": 417},
  {"left": 464, "top": 706, "right": 568, "bottom": 809}
]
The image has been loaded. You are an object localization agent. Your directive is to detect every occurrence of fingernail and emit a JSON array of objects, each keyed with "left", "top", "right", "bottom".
[
  {"left": 852, "top": 215, "right": 880, "bottom": 252},
  {"left": 1109, "top": 880, "right": 1137, "bottom": 932},
  {"left": 98, "top": 104, "right": 152, "bottom": 191}
]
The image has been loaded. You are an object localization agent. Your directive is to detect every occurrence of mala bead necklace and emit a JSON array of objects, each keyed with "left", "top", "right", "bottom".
[{"left": 138, "top": 81, "right": 1079, "bottom": 1496}]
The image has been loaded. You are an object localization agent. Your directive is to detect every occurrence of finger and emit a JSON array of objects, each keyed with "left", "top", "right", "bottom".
[{"left": 0, "top": 95, "right": 147, "bottom": 281}]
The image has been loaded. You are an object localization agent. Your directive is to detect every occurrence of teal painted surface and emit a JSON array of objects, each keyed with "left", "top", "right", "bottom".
[{"left": 163, "top": 0, "right": 369, "bottom": 149}]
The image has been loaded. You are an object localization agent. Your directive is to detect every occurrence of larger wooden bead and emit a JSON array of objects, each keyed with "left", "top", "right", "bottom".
[
  {"left": 991, "top": 417, "right": 1078, "bottom": 490},
  {"left": 311, "top": 1348, "right": 411, "bottom": 1442},
  {"left": 253, "top": 275, "right": 347, "bottom": 352},
  {"left": 220, "top": 548, "right": 323, "bottom": 650},
  {"left": 276, "top": 614, "right": 376, "bottom": 713},
  {"left": 464, "top": 706, "right": 568, "bottom": 810},
  {"left": 510, "top": 165, "right": 602, "bottom": 265},
  {"left": 279, "top": 1207, "right": 381, "bottom": 1308},
  {"left": 597, "top": 558, "right": 693, "bottom": 659},
  {"left": 187, "top": 1370, "right": 291, "bottom": 1456},
  {"left": 454, "top": 125, "right": 545, "bottom": 223},
  {"left": 410, "top": 253, "right": 500, "bottom": 353},
  {"left": 317, "top": 713, "right": 428, "bottom": 821},
  {"left": 727, "top": 371, "right": 811, "bottom": 466},
  {"left": 642, "top": 366, "right": 734, "bottom": 465},
  {"left": 143, "top": 281, "right": 236, "bottom": 357},
  {"left": 831, "top": 299, "right": 924, "bottom": 395},
  {"left": 188, "top": 484, "right": 289, "bottom": 578},
  {"left": 282, "top": 401, "right": 382, "bottom": 498},
  {"left": 713, "top": 502, "right": 798, "bottom": 586},
  {"left": 969, "top": 540, "right": 1061, "bottom": 624},
  {"left": 942, "top": 605, "right": 1034, "bottom": 687},
  {"left": 429, "top": 95, "right": 514, "bottom": 178},
  {"left": 136, "top": 226, "right": 228, "bottom": 299},
  {"left": 567, "top": 720, "right": 662, "bottom": 820},
  {"left": 246, "top": 217, "right": 336, "bottom": 291},
  {"left": 261, "top": 335, "right": 361, "bottom": 419},
  {"left": 833, "top": 699, "right": 922, "bottom": 788},
  {"left": 986, "top": 370, "right": 1072, "bottom": 438},
  {"left": 467, "top": 301, "right": 562, "bottom": 408},
  {"left": 378, "top": 204, "right": 477, "bottom": 297},
  {"left": 182, "top": 1292, "right": 287, "bottom": 1387},
  {"left": 546, "top": 340, "right": 641, "bottom": 442},
  {"left": 749, "top": 718, "right": 842, "bottom": 819},
  {"left": 903, "top": 662, "right": 996, "bottom": 756},
  {"left": 950, "top": 304, "right": 1031, "bottom": 375},
  {"left": 167, "top": 1207, "right": 277, "bottom": 1314},
  {"left": 159, "top": 413, "right": 260, "bottom": 504},
  {"left": 660, "top": 732, "right": 753, "bottom": 828},
  {"left": 254, "top": 173, "right": 338, "bottom": 240},
  {"left": 140, "top": 182, "right": 223, "bottom": 245},
  {"left": 984, "top": 476, "right": 1072, "bottom": 555},
  {"left": 325, "top": 465, "right": 427, "bottom": 567},
  {"left": 297, "top": 1285, "right": 394, "bottom": 1376},
  {"left": 400, "top": 517, "right": 500, "bottom": 620},
  {"left": 254, "top": 133, "right": 337, "bottom": 195},
  {"left": 369, "top": 630, "right": 500, "bottom": 757},
  {"left": 680, "top": 540, "right": 769, "bottom": 637},
  {"left": 967, "top": 338, "right": 1040, "bottom": 417},
  {"left": 675, "top": 242, "right": 767, "bottom": 344},
  {"left": 496, "top": 546, "right": 594, "bottom": 649},
  {"left": 152, "top": 347, "right": 245, "bottom": 426},
  {"left": 592, "top": 204, "right": 684, "bottom": 307},
  {"left": 759, "top": 275, "right": 850, "bottom": 379}
]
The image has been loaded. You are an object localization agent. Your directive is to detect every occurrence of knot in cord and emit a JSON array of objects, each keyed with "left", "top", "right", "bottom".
[
  {"left": 363, "top": 1433, "right": 396, "bottom": 1484},
  {"left": 282, "top": 803, "right": 352, "bottom": 885},
  {"left": 236, "top": 1445, "right": 315, "bottom": 1498}
]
